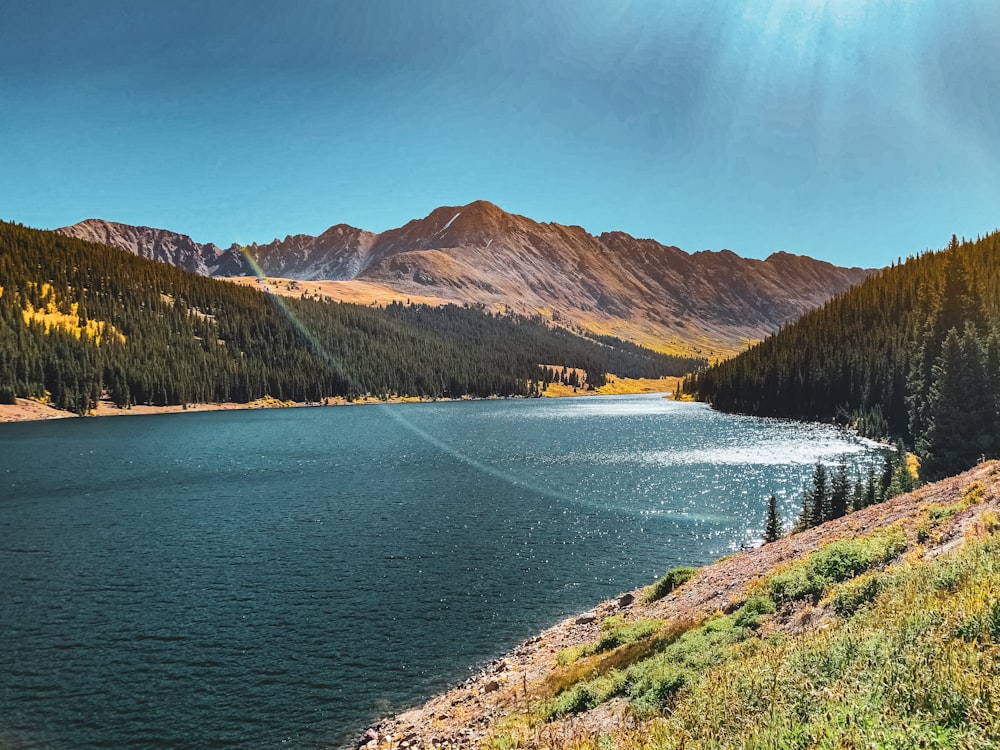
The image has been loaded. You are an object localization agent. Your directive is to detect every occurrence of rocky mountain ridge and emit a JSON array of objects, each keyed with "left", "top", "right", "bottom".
[{"left": 58, "top": 201, "right": 874, "bottom": 356}]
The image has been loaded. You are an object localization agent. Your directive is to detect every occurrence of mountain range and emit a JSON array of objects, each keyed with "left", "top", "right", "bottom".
[{"left": 59, "top": 201, "right": 874, "bottom": 357}]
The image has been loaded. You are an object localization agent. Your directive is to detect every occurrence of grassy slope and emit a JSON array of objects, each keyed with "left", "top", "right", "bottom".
[
  {"left": 365, "top": 461, "right": 1000, "bottom": 749},
  {"left": 224, "top": 275, "right": 744, "bottom": 360}
]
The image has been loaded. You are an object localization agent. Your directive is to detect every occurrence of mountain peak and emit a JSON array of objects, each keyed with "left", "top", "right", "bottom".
[
  {"left": 387, "top": 200, "right": 512, "bottom": 251},
  {"left": 423, "top": 199, "right": 505, "bottom": 227},
  {"left": 462, "top": 199, "right": 503, "bottom": 214},
  {"left": 57, "top": 204, "right": 876, "bottom": 356},
  {"left": 56, "top": 218, "right": 224, "bottom": 275}
]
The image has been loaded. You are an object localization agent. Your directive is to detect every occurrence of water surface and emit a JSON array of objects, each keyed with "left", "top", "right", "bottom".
[{"left": 0, "top": 395, "right": 883, "bottom": 748}]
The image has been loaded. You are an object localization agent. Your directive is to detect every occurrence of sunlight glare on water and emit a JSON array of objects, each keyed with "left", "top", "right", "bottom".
[{"left": 0, "top": 395, "right": 886, "bottom": 749}]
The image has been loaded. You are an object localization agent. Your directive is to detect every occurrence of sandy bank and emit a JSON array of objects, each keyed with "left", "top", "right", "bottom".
[
  {"left": 0, "top": 398, "right": 76, "bottom": 423},
  {"left": 0, "top": 395, "right": 433, "bottom": 424},
  {"left": 0, "top": 376, "right": 678, "bottom": 425}
]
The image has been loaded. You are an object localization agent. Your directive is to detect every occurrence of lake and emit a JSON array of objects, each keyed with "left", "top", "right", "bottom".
[{"left": 0, "top": 394, "right": 884, "bottom": 748}]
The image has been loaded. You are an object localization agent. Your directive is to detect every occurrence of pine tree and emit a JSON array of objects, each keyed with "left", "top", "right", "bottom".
[
  {"left": 763, "top": 495, "right": 783, "bottom": 543},
  {"left": 850, "top": 476, "right": 866, "bottom": 512},
  {"left": 920, "top": 327, "right": 993, "bottom": 481},
  {"left": 796, "top": 463, "right": 830, "bottom": 530},
  {"left": 880, "top": 449, "right": 897, "bottom": 502},
  {"left": 888, "top": 459, "right": 915, "bottom": 497},
  {"left": 887, "top": 442, "right": 916, "bottom": 497},
  {"left": 986, "top": 329, "right": 1000, "bottom": 457},
  {"left": 864, "top": 467, "right": 879, "bottom": 508},
  {"left": 830, "top": 463, "right": 850, "bottom": 519},
  {"left": 684, "top": 230, "right": 1000, "bottom": 479},
  {"left": 809, "top": 462, "right": 830, "bottom": 525},
  {"left": 796, "top": 482, "right": 813, "bottom": 532},
  {"left": 909, "top": 253, "right": 986, "bottom": 450},
  {"left": 0, "top": 221, "right": 703, "bottom": 410}
]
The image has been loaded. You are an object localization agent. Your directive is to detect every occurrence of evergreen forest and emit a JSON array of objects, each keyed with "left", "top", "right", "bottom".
[
  {"left": 0, "top": 221, "right": 702, "bottom": 414},
  {"left": 683, "top": 232, "right": 1000, "bottom": 481}
]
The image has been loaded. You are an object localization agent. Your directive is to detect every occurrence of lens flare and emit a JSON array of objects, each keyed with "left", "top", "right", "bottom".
[{"left": 237, "top": 247, "right": 355, "bottom": 392}]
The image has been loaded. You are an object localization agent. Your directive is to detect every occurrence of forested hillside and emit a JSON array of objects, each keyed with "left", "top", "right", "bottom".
[
  {"left": 59, "top": 201, "right": 873, "bottom": 358},
  {"left": 0, "top": 222, "right": 700, "bottom": 414},
  {"left": 683, "top": 232, "right": 1000, "bottom": 481}
]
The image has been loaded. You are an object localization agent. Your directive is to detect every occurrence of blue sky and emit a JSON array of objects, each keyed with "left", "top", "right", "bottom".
[{"left": 2, "top": 0, "right": 999, "bottom": 267}]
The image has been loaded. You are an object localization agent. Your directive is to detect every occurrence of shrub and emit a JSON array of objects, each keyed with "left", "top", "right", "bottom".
[
  {"left": 548, "top": 684, "right": 597, "bottom": 718},
  {"left": 916, "top": 523, "right": 932, "bottom": 544},
  {"left": 594, "top": 617, "right": 663, "bottom": 653},
  {"left": 928, "top": 502, "right": 965, "bottom": 522},
  {"left": 954, "top": 599, "right": 1000, "bottom": 642},
  {"left": 557, "top": 618, "right": 667, "bottom": 665},
  {"left": 630, "top": 670, "right": 688, "bottom": 718},
  {"left": 646, "top": 566, "right": 698, "bottom": 603},
  {"left": 556, "top": 645, "right": 585, "bottom": 666},
  {"left": 733, "top": 595, "right": 776, "bottom": 629},
  {"left": 980, "top": 511, "right": 1000, "bottom": 534},
  {"left": 931, "top": 560, "right": 968, "bottom": 593},
  {"left": 768, "top": 527, "right": 906, "bottom": 604},
  {"left": 962, "top": 482, "right": 986, "bottom": 505},
  {"left": 831, "top": 572, "right": 884, "bottom": 617},
  {"left": 547, "top": 671, "right": 626, "bottom": 719}
]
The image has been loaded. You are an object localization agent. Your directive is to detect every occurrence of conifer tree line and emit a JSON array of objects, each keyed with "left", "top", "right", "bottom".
[
  {"left": 0, "top": 221, "right": 703, "bottom": 413},
  {"left": 763, "top": 447, "right": 914, "bottom": 542},
  {"left": 684, "top": 232, "right": 1000, "bottom": 482},
  {"left": 540, "top": 366, "right": 582, "bottom": 389}
]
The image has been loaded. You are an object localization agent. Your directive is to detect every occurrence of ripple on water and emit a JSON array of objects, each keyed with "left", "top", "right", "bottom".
[{"left": 0, "top": 397, "right": 886, "bottom": 749}]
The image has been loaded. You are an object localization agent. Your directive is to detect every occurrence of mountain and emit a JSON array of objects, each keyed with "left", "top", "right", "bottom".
[
  {"left": 60, "top": 219, "right": 234, "bottom": 276},
  {"left": 683, "top": 231, "right": 1000, "bottom": 480},
  {"left": 0, "top": 221, "right": 699, "bottom": 414},
  {"left": 62, "top": 219, "right": 380, "bottom": 280},
  {"left": 58, "top": 201, "right": 873, "bottom": 357}
]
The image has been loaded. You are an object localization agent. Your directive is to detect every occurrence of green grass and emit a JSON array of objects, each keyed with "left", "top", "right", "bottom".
[
  {"left": 547, "top": 596, "right": 784, "bottom": 720},
  {"left": 498, "top": 524, "right": 1000, "bottom": 749},
  {"left": 766, "top": 525, "right": 907, "bottom": 604},
  {"left": 641, "top": 534, "right": 1000, "bottom": 748},
  {"left": 541, "top": 527, "right": 913, "bottom": 726},
  {"left": 645, "top": 566, "right": 698, "bottom": 603},
  {"left": 557, "top": 617, "right": 667, "bottom": 665}
]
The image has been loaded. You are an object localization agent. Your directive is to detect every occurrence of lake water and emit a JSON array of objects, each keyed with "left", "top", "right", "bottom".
[{"left": 0, "top": 395, "right": 884, "bottom": 749}]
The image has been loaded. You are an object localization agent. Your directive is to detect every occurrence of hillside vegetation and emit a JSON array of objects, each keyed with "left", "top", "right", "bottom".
[
  {"left": 366, "top": 462, "right": 1000, "bottom": 750},
  {"left": 59, "top": 201, "right": 873, "bottom": 359},
  {"left": 683, "top": 232, "right": 1000, "bottom": 481},
  {"left": 0, "top": 221, "right": 700, "bottom": 413}
]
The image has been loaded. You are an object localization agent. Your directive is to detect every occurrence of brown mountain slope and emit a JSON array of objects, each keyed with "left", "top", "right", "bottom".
[
  {"left": 61, "top": 219, "right": 231, "bottom": 276},
  {"left": 235, "top": 224, "right": 377, "bottom": 279},
  {"left": 58, "top": 202, "right": 873, "bottom": 357}
]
